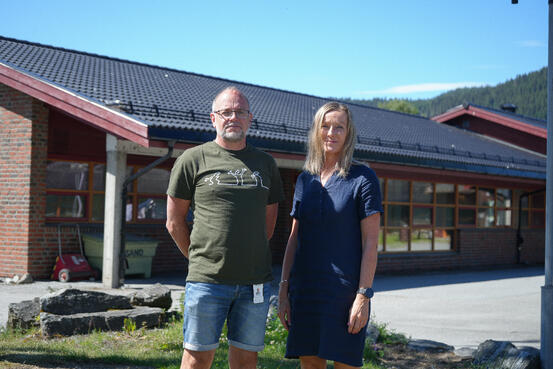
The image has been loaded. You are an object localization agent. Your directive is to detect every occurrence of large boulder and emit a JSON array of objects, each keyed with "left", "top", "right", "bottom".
[
  {"left": 129, "top": 283, "right": 172, "bottom": 309},
  {"left": 7, "top": 298, "right": 41, "bottom": 330},
  {"left": 473, "top": 340, "right": 540, "bottom": 369},
  {"left": 40, "top": 289, "right": 132, "bottom": 315},
  {"left": 40, "top": 306, "right": 164, "bottom": 337}
]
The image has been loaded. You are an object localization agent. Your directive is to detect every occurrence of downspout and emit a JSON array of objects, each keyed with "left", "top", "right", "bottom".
[
  {"left": 118, "top": 140, "right": 175, "bottom": 284},
  {"left": 516, "top": 189, "right": 546, "bottom": 264}
]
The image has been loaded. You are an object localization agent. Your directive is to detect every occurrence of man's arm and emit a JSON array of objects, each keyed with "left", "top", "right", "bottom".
[
  {"left": 265, "top": 202, "right": 279, "bottom": 240},
  {"left": 166, "top": 195, "right": 192, "bottom": 258}
]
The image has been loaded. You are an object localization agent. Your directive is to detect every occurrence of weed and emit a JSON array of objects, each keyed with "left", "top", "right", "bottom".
[
  {"left": 123, "top": 318, "right": 136, "bottom": 334},
  {"left": 374, "top": 321, "right": 408, "bottom": 345}
]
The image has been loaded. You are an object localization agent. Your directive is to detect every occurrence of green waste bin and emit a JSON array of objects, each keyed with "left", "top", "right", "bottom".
[{"left": 82, "top": 233, "right": 158, "bottom": 278}]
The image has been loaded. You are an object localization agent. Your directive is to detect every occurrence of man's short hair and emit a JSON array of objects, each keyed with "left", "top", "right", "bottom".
[{"left": 212, "top": 86, "right": 250, "bottom": 112}]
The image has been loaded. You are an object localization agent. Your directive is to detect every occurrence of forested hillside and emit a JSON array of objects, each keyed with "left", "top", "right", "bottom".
[{"left": 342, "top": 67, "right": 546, "bottom": 120}]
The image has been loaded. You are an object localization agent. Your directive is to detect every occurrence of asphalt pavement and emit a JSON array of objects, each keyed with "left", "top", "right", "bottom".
[{"left": 0, "top": 266, "right": 543, "bottom": 351}]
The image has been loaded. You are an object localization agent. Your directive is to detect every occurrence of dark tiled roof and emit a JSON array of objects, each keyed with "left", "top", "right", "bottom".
[
  {"left": 0, "top": 36, "right": 545, "bottom": 179},
  {"left": 469, "top": 103, "right": 547, "bottom": 130}
]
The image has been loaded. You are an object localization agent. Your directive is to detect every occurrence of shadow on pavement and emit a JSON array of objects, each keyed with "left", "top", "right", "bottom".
[{"left": 374, "top": 265, "right": 544, "bottom": 292}]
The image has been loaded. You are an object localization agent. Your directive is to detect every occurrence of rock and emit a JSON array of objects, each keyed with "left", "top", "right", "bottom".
[
  {"left": 473, "top": 340, "right": 540, "bottom": 369},
  {"left": 40, "top": 289, "right": 132, "bottom": 315},
  {"left": 164, "top": 310, "right": 183, "bottom": 322},
  {"left": 365, "top": 323, "right": 380, "bottom": 343},
  {"left": 454, "top": 346, "right": 476, "bottom": 358},
  {"left": 407, "top": 339, "right": 454, "bottom": 352},
  {"left": 3, "top": 274, "right": 30, "bottom": 284},
  {"left": 129, "top": 283, "right": 172, "bottom": 309},
  {"left": 7, "top": 298, "right": 40, "bottom": 330},
  {"left": 40, "top": 306, "right": 165, "bottom": 337},
  {"left": 12, "top": 273, "right": 33, "bottom": 284}
]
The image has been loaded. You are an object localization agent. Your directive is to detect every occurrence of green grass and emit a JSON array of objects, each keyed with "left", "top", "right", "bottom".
[{"left": 0, "top": 315, "right": 399, "bottom": 369}]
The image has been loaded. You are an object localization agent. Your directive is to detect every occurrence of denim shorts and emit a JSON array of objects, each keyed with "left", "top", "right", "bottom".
[{"left": 182, "top": 281, "right": 272, "bottom": 352}]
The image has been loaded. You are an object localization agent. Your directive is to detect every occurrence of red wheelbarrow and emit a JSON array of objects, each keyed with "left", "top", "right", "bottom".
[{"left": 51, "top": 224, "right": 98, "bottom": 282}]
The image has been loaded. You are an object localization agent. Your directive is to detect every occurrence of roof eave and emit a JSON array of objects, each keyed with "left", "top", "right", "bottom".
[
  {"left": 432, "top": 105, "right": 547, "bottom": 139},
  {"left": 0, "top": 62, "right": 151, "bottom": 146},
  {"left": 149, "top": 127, "right": 545, "bottom": 180}
]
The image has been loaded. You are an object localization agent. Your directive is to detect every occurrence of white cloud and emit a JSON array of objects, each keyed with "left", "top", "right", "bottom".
[
  {"left": 516, "top": 40, "right": 545, "bottom": 47},
  {"left": 359, "top": 82, "right": 488, "bottom": 95}
]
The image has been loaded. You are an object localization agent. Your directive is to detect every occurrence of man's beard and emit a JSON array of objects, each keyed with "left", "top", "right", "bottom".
[{"left": 219, "top": 127, "right": 245, "bottom": 142}]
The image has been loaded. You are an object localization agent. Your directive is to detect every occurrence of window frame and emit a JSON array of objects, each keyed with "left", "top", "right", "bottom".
[
  {"left": 379, "top": 179, "right": 515, "bottom": 254},
  {"left": 46, "top": 159, "right": 171, "bottom": 224}
]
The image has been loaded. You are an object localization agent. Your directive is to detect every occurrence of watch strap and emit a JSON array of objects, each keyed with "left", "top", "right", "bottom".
[{"left": 357, "top": 287, "right": 374, "bottom": 299}]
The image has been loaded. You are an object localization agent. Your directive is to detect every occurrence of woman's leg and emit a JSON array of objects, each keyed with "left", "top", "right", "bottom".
[
  {"left": 334, "top": 361, "right": 360, "bottom": 369},
  {"left": 299, "top": 356, "right": 327, "bottom": 369}
]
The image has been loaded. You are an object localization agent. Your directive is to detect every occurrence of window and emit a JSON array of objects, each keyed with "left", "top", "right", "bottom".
[
  {"left": 457, "top": 186, "right": 513, "bottom": 228},
  {"left": 520, "top": 191, "right": 545, "bottom": 228},
  {"left": 46, "top": 160, "right": 171, "bottom": 223},
  {"left": 496, "top": 189, "right": 512, "bottom": 226},
  {"left": 45, "top": 161, "right": 88, "bottom": 219},
  {"left": 379, "top": 179, "right": 515, "bottom": 253}
]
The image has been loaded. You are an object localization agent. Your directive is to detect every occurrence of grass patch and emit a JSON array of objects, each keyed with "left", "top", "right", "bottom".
[{"left": 0, "top": 314, "right": 409, "bottom": 369}]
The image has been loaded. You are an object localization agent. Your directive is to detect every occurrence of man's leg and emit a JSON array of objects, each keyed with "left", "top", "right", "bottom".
[
  {"left": 228, "top": 345, "right": 258, "bottom": 369},
  {"left": 181, "top": 282, "right": 231, "bottom": 369},
  {"left": 226, "top": 282, "right": 272, "bottom": 369},
  {"left": 181, "top": 348, "right": 216, "bottom": 369}
]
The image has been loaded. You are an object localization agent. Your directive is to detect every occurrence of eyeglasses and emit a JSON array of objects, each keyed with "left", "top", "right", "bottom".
[{"left": 214, "top": 109, "right": 250, "bottom": 119}]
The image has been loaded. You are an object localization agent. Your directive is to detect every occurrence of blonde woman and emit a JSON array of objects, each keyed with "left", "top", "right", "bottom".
[{"left": 278, "top": 102, "right": 382, "bottom": 369}]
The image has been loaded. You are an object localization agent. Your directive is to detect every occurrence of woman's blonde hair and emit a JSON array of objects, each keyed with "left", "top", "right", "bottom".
[{"left": 304, "top": 102, "right": 357, "bottom": 178}]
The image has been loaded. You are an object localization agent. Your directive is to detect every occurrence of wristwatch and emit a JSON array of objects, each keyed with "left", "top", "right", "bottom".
[{"left": 357, "top": 287, "right": 374, "bottom": 299}]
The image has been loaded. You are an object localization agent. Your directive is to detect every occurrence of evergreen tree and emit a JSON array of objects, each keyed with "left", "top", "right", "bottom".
[{"left": 341, "top": 67, "right": 546, "bottom": 120}]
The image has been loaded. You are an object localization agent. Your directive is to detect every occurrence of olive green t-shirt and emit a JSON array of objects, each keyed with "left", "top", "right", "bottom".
[{"left": 167, "top": 141, "right": 284, "bottom": 284}]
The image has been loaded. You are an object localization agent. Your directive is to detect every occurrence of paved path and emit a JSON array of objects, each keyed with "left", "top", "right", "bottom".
[
  {"left": 1, "top": 266, "right": 543, "bottom": 351},
  {"left": 372, "top": 266, "right": 543, "bottom": 350}
]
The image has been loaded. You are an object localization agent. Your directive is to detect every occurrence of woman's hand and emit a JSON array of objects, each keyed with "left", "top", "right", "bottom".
[
  {"left": 277, "top": 283, "right": 291, "bottom": 330},
  {"left": 347, "top": 294, "right": 370, "bottom": 334}
]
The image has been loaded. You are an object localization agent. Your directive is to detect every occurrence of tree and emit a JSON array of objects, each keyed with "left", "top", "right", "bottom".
[{"left": 377, "top": 99, "right": 420, "bottom": 115}]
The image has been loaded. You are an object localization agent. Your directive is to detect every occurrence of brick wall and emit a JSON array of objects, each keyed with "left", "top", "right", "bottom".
[
  {"left": 0, "top": 83, "right": 49, "bottom": 277},
  {"left": 519, "top": 229, "right": 545, "bottom": 264}
]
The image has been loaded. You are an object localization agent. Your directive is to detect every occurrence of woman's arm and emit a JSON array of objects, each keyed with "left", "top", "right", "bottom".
[
  {"left": 347, "top": 213, "right": 380, "bottom": 334},
  {"left": 278, "top": 218, "right": 299, "bottom": 330}
]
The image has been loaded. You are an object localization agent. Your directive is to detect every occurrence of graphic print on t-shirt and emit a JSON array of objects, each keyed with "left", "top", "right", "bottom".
[{"left": 203, "top": 168, "right": 269, "bottom": 189}]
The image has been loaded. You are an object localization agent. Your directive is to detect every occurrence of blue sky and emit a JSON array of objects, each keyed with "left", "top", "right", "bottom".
[{"left": 0, "top": 0, "right": 547, "bottom": 100}]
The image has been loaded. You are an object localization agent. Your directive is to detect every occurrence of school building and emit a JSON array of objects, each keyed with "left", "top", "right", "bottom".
[{"left": 0, "top": 36, "right": 546, "bottom": 280}]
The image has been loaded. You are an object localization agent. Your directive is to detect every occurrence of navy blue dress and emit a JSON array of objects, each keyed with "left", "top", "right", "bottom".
[{"left": 285, "top": 164, "right": 383, "bottom": 367}]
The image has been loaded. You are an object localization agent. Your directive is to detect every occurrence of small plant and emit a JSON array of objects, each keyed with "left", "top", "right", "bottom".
[
  {"left": 374, "top": 321, "right": 408, "bottom": 345},
  {"left": 363, "top": 342, "right": 384, "bottom": 362},
  {"left": 264, "top": 315, "right": 288, "bottom": 346},
  {"left": 123, "top": 318, "right": 136, "bottom": 334}
]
